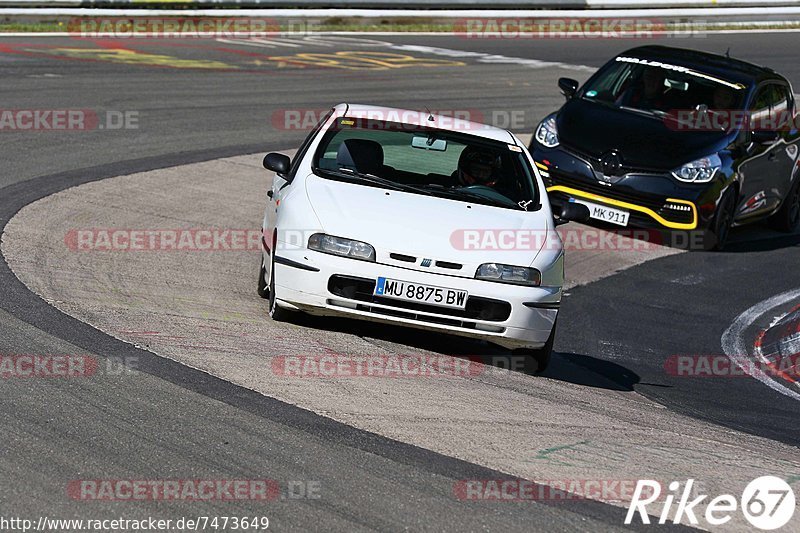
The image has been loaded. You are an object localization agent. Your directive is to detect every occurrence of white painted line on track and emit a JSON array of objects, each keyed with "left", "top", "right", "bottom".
[
  {"left": 722, "top": 288, "right": 800, "bottom": 402},
  {"left": 219, "top": 37, "right": 303, "bottom": 48},
  {"left": 386, "top": 43, "right": 594, "bottom": 71}
]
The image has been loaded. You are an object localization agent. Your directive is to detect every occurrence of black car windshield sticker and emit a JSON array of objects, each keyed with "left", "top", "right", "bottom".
[{"left": 615, "top": 56, "right": 747, "bottom": 90}]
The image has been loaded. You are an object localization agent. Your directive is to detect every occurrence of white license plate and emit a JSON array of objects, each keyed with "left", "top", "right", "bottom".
[
  {"left": 571, "top": 199, "right": 629, "bottom": 227},
  {"left": 374, "top": 277, "right": 468, "bottom": 310}
]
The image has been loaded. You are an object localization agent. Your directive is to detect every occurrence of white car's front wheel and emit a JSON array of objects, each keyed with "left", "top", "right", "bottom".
[
  {"left": 268, "top": 253, "right": 292, "bottom": 322},
  {"left": 513, "top": 320, "right": 556, "bottom": 374},
  {"left": 257, "top": 256, "right": 269, "bottom": 299}
]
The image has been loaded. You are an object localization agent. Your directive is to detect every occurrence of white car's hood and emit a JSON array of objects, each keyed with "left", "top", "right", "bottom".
[{"left": 305, "top": 174, "right": 551, "bottom": 269}]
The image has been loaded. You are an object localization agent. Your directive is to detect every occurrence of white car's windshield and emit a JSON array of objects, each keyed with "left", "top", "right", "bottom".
[{"left": 312, "top": 117, "right": 540, "bottom": 211}]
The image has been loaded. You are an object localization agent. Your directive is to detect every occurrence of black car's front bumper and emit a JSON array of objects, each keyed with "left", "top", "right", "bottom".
[{"left": 531, "top": 143, "right": 722, "bottom": 230}]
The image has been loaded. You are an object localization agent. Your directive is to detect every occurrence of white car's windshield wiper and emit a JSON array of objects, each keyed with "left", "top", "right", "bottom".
[
  {"left": 421, "top": 185, "right": 521, "bottom": 210},
  {"left": 316, "top": 168, "right": 434, "bottom": 196},
  {"left": 317, "top": 168, "right": 525, "bottom": 209}
]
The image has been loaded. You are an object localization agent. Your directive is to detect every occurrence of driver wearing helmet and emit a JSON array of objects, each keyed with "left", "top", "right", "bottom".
[{"left": 454, "top": 146, "right": 500, "bottom": 188}]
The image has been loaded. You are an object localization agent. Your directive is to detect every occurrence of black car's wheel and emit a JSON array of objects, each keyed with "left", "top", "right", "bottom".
[
  {"left": 268, "top": 254, "right": 291, "bottom": 322},
  {"left": 769, "top": 176, "right": 800, "bottom": 233},
  {"left": 513, "top": 320, "right": 556, "bottom": 375},
  {"left": 257, "top": 256, "right": 269, "bottom": 299},
  {"left": 706, "top": 188, "right": 736, "bottom": 251}
]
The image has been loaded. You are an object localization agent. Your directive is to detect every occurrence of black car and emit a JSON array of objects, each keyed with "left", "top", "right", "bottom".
[{"left": 529, "top": 45, "right": 800, "bottom": 249}]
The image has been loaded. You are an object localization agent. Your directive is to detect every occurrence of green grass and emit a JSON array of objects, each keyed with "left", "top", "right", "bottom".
[{"left": 0, "top": 22, "right": 66, "bottom": 32}]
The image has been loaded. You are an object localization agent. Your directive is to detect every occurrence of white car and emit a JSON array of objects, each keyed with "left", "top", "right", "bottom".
[{"left": 258, "top": 103, "right": 588, "bottom": 372}]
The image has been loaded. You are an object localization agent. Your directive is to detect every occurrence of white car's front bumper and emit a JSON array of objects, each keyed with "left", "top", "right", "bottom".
[{"left": 269, "top": 248, "right": 560, "bottom": 350}]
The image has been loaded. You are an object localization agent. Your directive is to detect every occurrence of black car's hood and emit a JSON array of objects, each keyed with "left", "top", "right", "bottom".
[{"left": 557, "top": 98, "right": 734, "bottom": 171}]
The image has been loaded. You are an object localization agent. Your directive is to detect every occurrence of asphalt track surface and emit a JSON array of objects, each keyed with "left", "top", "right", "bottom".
[{"left": 0, "top": 32, "right": 799, "bottom": 530}]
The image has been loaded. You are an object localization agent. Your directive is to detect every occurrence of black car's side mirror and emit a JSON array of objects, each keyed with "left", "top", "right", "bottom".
[
  {"left": 751, "top": 130, "right": 780, "bottom": 145},
  {"left": 263, "top": 152, "right": 291, "bottom": 174},
  {"left": 555, "top": 202, "right": 591, "bottom": 226},
  {"left": 558, "top": 78, "right": 579, "bottom": 100}
]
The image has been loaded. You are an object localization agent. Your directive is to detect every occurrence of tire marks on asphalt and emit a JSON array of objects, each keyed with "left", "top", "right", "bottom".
[{"left": 722, "top": 288, "right": 800, "bottom": 402}]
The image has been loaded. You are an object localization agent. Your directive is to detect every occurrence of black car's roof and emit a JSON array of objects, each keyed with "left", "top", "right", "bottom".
[{"left": 618, "top": 45, "right": 786, "bottom": 87}]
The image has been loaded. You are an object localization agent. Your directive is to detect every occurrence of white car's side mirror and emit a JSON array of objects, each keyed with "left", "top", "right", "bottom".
[{"left": 263, "top": 153, "right": 291, "bottom": 175}]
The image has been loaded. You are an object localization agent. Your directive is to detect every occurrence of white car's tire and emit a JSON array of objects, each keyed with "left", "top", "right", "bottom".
[
  {"left": 513, "top": 320, "right": 556, "bottom": 374},
  {"left": 257, "top": 256, "right": 269, "bottom": 299},
  {"left": 268, "top": 254, "right": 292, "bottom": 322}
]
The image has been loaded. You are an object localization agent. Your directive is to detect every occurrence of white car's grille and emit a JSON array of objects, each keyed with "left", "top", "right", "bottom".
[{"left": 387, "top": 253, "right": 463, "bottom": 271}]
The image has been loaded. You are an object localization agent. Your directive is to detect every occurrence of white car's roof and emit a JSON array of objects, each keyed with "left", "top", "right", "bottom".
[{"left": 335, "top": 103, "right": 518, "bottom": 145}]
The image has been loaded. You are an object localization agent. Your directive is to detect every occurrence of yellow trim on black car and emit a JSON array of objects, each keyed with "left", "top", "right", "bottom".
[{"left": 547, "top": 185, "right": 698, "bottom": 230}]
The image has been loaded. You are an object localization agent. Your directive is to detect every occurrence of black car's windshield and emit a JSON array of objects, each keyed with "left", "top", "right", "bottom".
[
  {"left": 312, "top": 118, "right": 539, "bottom": 211},
  {"left": 580, "top": 56, "right": 748, "bottom": 118}
]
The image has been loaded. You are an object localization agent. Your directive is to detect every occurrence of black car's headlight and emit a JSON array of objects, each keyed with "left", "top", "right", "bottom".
[
  {"left": 308, "top": 233, "right": 376, "bottom": 261},
  {"left": 671, "top": 154, "right": 721, "bottom": 183},
  {"left": 475, "top": 263, "right": 541, "bottom": 286},
  {"left": 535, "top": 116, "right": 559, "bottom": 148}
]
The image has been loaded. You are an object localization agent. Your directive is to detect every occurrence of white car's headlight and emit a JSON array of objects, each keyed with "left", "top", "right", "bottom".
[
  {"left": 308, "top": 233, "right": 376, "bottom": 261},
  {"left": 671, "top": 154, "right": 721, "bottom": 183},
  {"left": 475, "top": 263, "right": 541, "bottom": 287},
  {"left": 535, "top": 116, "right": 559, "bottom": 148}
]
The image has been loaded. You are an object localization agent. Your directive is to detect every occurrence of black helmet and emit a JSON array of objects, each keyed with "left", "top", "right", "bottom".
[{"left": 458, "top": 146, "right": 499, "bottom": 186}]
